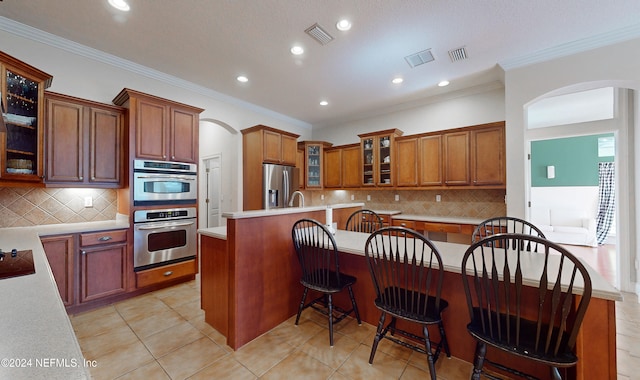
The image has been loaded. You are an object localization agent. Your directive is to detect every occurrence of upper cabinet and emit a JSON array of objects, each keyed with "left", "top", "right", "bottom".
[
  {"left": 359, "top": 129, "right": 403, "bottom": 187},
  {"left": 299, "top": 141, "right": 332, "bottom": 188},
  {"left": 45, "top": 92, "right": 125, "bottom": 187},
  {"left": 0, "top": 51, "right": 53, "bottom": 183},
  {"left": 443, "top": 130, "right": 470, "bottom": 186},
  {"left": 113, "top": 88, "right": 204, "bottom": 164},
  {"left": 323, "top": 143, "right": 361, "bottom": 189},
  {"left": 471, "top": 124, "right": 505, "bottom": 185}
]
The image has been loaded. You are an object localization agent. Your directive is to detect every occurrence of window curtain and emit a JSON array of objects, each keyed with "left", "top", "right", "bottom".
[{"left": 596, "top": 162, "right": 615, "bottom": 244}]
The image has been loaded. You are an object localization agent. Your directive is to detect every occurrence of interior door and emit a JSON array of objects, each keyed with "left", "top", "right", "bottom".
[{"left": 204, "top": 156, "right": 221, "bottom": 227}]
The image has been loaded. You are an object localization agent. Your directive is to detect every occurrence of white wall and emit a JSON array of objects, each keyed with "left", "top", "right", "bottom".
[
  {"left": 505, "top": 38, "right": 640, "bottom": 292},
  {"left": 312, "top": 83, "right": 505, "bottom": 144}
]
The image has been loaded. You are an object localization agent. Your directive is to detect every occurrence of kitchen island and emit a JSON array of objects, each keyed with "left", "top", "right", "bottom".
[
  {"left": 0, "top": 217, "right": 128, "bottom": 380},
  {"left": 199, "top": 208, "right": 621, "bottom": 380}
]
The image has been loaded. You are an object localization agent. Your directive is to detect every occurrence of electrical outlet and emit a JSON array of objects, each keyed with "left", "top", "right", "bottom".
[
  {"left": 321, "top": 194, "right": 324, "bottom": 200},
  {"left": 394, "top": 194, "right": 399, "bottom": 201},
  {"left": 436, "top": 194, "right": 441, "bottom": 202},
  {"left": 351, "top": 194, "right": 355, "bottom": 201},
  {"left": 367, "top": 195, "right": 371, "bottom": 201},
  {"left": 84, "top": 196, "right": 93, "bottom": 208}
]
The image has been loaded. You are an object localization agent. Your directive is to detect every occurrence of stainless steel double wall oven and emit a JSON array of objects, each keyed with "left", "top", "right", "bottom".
[{"left": 132, "top": 160, "right": 198, "bottom": 271}]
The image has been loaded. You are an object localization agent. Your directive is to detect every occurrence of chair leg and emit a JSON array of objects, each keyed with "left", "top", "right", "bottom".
[
  {"left": 389, "top": 316, "right": 397, "bottom": 336},
  {"left": 369, "top": 312, "right": 387, "bottom": 364},
  {"left": 438, "top": 320, "right": 451, "bottom": 357},
  {"left": 327, "top": 294, "right": 334, "bottom": 346},
  {"left": 295, "top": 287, "right": 308, "bottom": 325},
  {"left": 551, "top": 366, "right": 562, "bottom": 380},
  {"left": 347, "top": 285, "right": 361, "bottom": 324},
  {"left": 423, "top": 325, "right": 437, "bottom": 380},
  {"left": 471, "top": 341, "right": 486, "bottom": 380}
]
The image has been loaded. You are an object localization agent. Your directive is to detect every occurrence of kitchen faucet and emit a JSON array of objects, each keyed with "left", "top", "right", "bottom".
[{"left": 289, "top": 191, "right": 305, "bottom": 207}]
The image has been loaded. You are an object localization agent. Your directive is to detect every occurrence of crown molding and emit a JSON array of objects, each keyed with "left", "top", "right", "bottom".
[
  {"left": 0, "top": 16, "right": 311, "bottom": 129},
  {"left": 499, "top": 23, "right": 640, "bottom": 71}
]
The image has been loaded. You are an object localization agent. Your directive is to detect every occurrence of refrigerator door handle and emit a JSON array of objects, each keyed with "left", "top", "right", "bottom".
[{"left": 283, "top": 169, "right": 290, "bottom": 207}]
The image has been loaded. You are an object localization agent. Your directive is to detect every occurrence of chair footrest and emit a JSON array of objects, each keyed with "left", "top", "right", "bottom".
[
  {"left": 482, "top": 358, "right": 539, "bottom": 380},
  {"left": 306, "top": 296, "right": 355, "bottom": 324},
  {"left": 382, "top": 324, "right": 445, "bottom": 362}
]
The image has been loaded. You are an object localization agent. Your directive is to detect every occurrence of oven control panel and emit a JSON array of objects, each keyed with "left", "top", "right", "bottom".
[{"left": 134, "top": 207, "right": 197, "bottom": 223}]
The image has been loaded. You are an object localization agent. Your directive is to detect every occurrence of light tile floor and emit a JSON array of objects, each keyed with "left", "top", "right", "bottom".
[{"left": 70, "top": 277, "right": 640, "bottom": 380}]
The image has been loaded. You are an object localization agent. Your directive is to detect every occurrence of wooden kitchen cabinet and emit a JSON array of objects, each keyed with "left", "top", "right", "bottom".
[
  {"left": 395, "top": 136, "right": 419, "bottom": 187},
  {"left": 299, "top": 141, "right": 332, "bottom": 188},
  {"left": 242, "top": 125, "right": 300, "bottom": 210},
  {"left": 443, "top": 130, "right": 470, "bottom": 185},
  {"left": 359, "top": 129, "right": 403, "bottom": 187},
  {"left": 296, "top": 148, "right": 305, "bottom": 189},
  {"left": 471, "top": 123, "right": 505, "bottom": 186},
  {"left": 79, "top": 229, "right": 127, "bottom": 303},
  {"left": 45, "top": 92, "right": 125, "bottom": 187},
  {"left": 419, "top": 134, "right": 443, "bottom": 186},
  {"left": 0, "top": 51, "right": 53, "bottom": 183},
  {"left": 41, "top": 234, "right": 75, "bottom": 306},
  {"left": 323, "top": 143, "right": 360, "bottom": 188},
  {"left": 323, "top": 146, "right": 342, "bottom": 188},
  {"left": 113, "top": 88, "right": 203, "bottom": 163}
]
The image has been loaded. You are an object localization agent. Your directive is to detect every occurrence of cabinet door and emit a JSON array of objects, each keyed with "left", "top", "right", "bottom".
[
  {"left": 90, "top": 107, "right": 122, "bottom": 184},
  {"left": 41, "top": 235, "right": 75, "bottom": 306},
  {"left": 263, "top": 130, "right": 282, "bottom": 163},
  {"left": 396, "top": 137, "right": 418, "bottom": 186},
  {"left": 324, "top": 149, "right": 342, "bottom": 188},
  {"left": 443, "top": 131, "right": 470, "bottom": 185},
  {"left": 361, "top": 137, "right": 374, "bottom": 186},
  {"left": 170, "top": 107, "right": 198, "bottom": 163},
  {"left": 136, "top": 99, "right": 168, "bottom": 160},
  {"left": 281, "top": 134, "right": 298, "bottom": 166},
  {"left": 45, "top": 98, "right": 84, "bottom": 182},
  {"left": 419, "top": 135, "right": 443, "bottom": 186},
  {"left": 341, "top": 145, "right": 361, "bottom": 188},
  {"left": 471, "top": 126, "right": 505, "bottom": 186},
  {"left": 305, "top": 144, "right": 322, "bottom": 188},
  {"left": 296, "top": 149, "right": 305, "bottom": 189},
  {"left": 80, "top": 243, "right": 127, "bottom": 303}
]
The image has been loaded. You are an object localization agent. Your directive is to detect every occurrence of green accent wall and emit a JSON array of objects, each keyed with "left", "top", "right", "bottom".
[{"left": 531, "top": 134, "right": 614, "bottom": 187}]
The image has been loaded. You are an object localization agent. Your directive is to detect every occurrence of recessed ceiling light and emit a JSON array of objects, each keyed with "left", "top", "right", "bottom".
[
  {"left": 438, "top": 80, "right": 450, "bottom": 87},
  {"left": 108, "top": 0, "right": 130, "bottom": 11},
  {"left": 236, "top": 75, "right": 248, "bottom": 83},
  {"left": 336, "top": 19, "right": 351, "bottom": 31},
  {"left": 290, "top": 45, "right": 304, "bottom": 55},
  {"left": 392, "top": 77, "right": 404, "bottom": 84},
  {"left": 319, "top": 100, "right": 329, "bottom": 106}
]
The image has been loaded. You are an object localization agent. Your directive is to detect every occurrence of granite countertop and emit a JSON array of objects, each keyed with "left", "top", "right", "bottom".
[
  {"left": 221, "top": 203, "right": 365, "bottom": 220},
  {"left": 197, "top": 226, "right": 621, "bottom": 302},
  {"left": 0, "top": 215, "right": 129, "bottom": 380}
]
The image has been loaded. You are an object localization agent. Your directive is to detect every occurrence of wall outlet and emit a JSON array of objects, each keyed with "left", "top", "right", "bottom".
[
  {"left": 84, "top": 196, "right": 93, "bottom": 208},
  {"left": 351, "top": 194, "right": 355, "bottom": 201},
  {"left": 367, "top": 195, "right": 371, "bottom": 201},
  {"left": 394, "top": 194, "right": 400, "bottom": 201},
  {"left": 321, "top": 194, "right": 324, "bottom": 200},
  {"left": 436, "top": 194, "right": 441, "bottom": 202}
]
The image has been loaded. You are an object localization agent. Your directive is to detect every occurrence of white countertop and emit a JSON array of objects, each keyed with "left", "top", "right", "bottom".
[
  {"left": 197, "top": 226, "right": 621, "bottom": 302},
  {"left": 391, "top": 214, "right": 487, "bottom": 225},
  {"left": 0, "top": 216, "right": 129, "bottom": 380},
  {"left": 221, "top": 203, "right": 365, "bottom": 220}
]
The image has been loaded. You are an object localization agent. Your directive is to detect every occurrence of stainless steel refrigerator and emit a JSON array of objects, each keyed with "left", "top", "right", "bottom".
[{"left": 263, "top": 164, "right": 299, "bottom": 209}]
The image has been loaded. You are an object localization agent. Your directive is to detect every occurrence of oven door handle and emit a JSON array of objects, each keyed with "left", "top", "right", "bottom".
[
  {"left": 135, "top": 175, "right": 196, "bottom": 181},
  {"left": 137, "top": 221, "right": 195, "bottom": 230}
]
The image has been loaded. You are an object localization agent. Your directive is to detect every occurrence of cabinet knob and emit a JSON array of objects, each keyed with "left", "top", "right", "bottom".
[
  {"left": 91, "top": 176, "right": 95, "bottom": 181},
  {"left": 98, "top": 236, "right": 112, "bottom": 242},
  {"left": 79, "top": 176, "right": 83, "bottom": 180},
  {"left": 171, "top": 155, "right": 175, "bottom": 160},
  {"left": 81, "top": 250, "right": 86, "bottom": 255},
  {"left": 163, "top": 155, "right": 167, "bottom": 159},
  {"left": 163, "top": 271, "right": 174, "bottom": 277}
]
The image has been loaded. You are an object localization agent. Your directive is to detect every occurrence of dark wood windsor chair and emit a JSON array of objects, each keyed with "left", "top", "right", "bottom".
[
  {"left": 345, "top": 209, "right": 383, "bottom": 233},
  {"left": 364, "top": 226, "right": 451, "bottom": 379},
  {"left": 461, "top": 233, "right": 592, "bottom": 380},
  {"left": 291, "top": 218, "right": 361, "bottom": 346}
]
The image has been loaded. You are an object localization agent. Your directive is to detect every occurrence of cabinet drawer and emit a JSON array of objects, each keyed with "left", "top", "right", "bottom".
[
  {"left": 392, "top": 219, "right": 416, "bottom": 229},
  {"left": 136, "top": 259, "right": 196, "bottom": 288},
  {"left": 80, "top": 229, "right": 127, "bottom": 246},
  {"left": 379, "top": 215, "right": 390, "bottom": 226},
  {"left": 419, "top": 222, "right": 462, "bottom": 234}
]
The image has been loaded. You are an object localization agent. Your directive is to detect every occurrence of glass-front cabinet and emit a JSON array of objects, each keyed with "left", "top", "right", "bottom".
[
  {"left": 299, "top": 141, "right": 332, "bottom": 188},
  {"left": 359, "top": 129, "right": 403, "bottom": 186},
  {"left": 1, "top": 51, "right": 53, "bottom": 182}
]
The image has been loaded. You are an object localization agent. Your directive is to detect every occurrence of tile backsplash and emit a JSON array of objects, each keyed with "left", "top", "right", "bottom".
[
  {"left": 0, "top": 187, "right": 117, "bottom": 228},
  {"left": 305, "top": 189, "right": 506, "bottom": 219}
]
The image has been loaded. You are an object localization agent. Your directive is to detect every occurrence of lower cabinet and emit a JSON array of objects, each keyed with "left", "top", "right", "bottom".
[
  {"left": 391, "top": 218, "right": 475, "bottom": 244},
  {"left": 135, "top": 259, "right": 197, "bottom": 288},
  {"left": 41, "top": 228, "right": 128, "bottom": 308},
  {"left": 79, "top": 230, "right": 128, "bottom": 303}
]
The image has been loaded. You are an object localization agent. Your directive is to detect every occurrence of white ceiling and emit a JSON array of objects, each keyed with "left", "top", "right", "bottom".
[{"left": 1, "top": 0, "right": 640, "bottom": 128}]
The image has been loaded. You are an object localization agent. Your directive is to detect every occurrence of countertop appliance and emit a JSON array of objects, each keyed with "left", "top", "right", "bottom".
[
  {"left": 133, "top": 159, "right": 197, "bottom": 205},
  {"left": 263, "top": 163, "right": 299, "bottom": 209},
  {"left": 133, "top": 207, "right": 196, "bottom": 271}
]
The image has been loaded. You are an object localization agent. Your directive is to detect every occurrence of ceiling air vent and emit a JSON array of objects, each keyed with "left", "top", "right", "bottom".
[
  {"left": 404, "top": 49, "right": 434, "bottom": 68},
  {"left": 448, "top": 46, "right": 468, "bottom": 62},
  {"left": 305, "top": 23, "right": 334, "bottom": 45}
]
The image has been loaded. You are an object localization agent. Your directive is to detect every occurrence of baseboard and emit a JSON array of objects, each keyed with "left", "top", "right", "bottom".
[{"left": 635, "top": 282, "right": 640, "bottom": 300}]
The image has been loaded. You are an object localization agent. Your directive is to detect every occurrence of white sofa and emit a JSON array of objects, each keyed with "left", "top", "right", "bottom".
[{"left": 530, "top": 207, "right": 598, "bottom": 247}]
